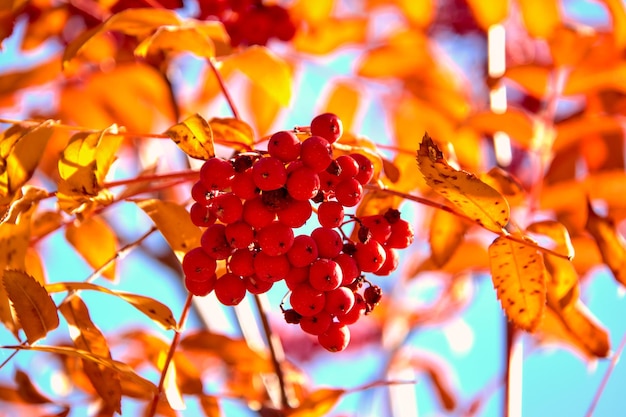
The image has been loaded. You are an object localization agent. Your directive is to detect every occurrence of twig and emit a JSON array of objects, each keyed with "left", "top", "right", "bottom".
[
  {"left": 207, "top": 58, "right": 241, "bottom": 120},
  {"left": 0, "top": 118, "right": 169, "bottom": 139},
  {"left": 103, "top": 170, "right": 198, "bottom": 188},
  {"left": 584, "top": 329, "right": 626, "bottom": 417},
  {"left": 147, "top": 293, "right": 194, "bottom": 417}
]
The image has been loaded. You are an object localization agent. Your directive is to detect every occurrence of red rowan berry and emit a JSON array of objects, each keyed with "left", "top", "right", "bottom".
[
  {"left": 337, "top": 293, "right": 366, "bottom": 325},
  {"left": 386, "top": 219, "right": 414, "bottom": 249},
  {"left": 244, "top": 274, "right": 273, "bottom": 294},
  {"left": 232, "top": 169, "right": 260, "bottom": 200},
  {"left": 300, "top": 311, "right": 332, "bottom": 335},
  {"left": 210, "top": 192, "right": 243, "bottom": 224},
  {"left": 253, "top": 252, "right": 290, "bottom": 282},
  {"left": 252, "top": 156, "right": 287, "bottom": 191},
  {"left": 229, "top": 248, "right": 255, "bottom": 277},
  {"left": 182, "top": 247, "right": 217, "bottom": 282},
  {"left": 354, "top": 240, "right": 387, "bottom": 273},
  {"left": 350, "top": 153, "right": 375, "bottom": 185},
  {"left": 308, "top": 258, "right": 342, "bottom": 292},
  {"left": 184, "top": 274, "right": 216, "bottom": 297},
  {"left": 190, "top": 202, "right": 217, "bottom": 228},
  {"left": 318, "top": 322, "right": 350, "bottom": 352},
  {"left": 284, "top": 266, "right": 309, "bottom": 290},
  {"left": 310, "top": 113, "right": 343, "bottom": 144},
  {"left": 290, "top": 283, "right": 326, "bottom": 316},
  {"left": 300, "top": 136, "right": 333, "bottom": 172},
  {"left": 257, "top": 221, "right": 295, "bottom": 256},
  {"left": 225, "top": 221, "right": 254, "bottom": 249},
  {"left": 373, "top": 246, "right": 399, "bottom": 276},
  {"left": 277, "top": 198, "right": 313, "bottom": 228},
  {"left": 242, "top": 196, "right": 276, "bottom": 229},
  {"left": 317, "top": 201, "right": 344, "bottom": 228},
  {"left": 191, "top": 180, "right": 210, "bottom": 204},
  {"left": 311, "top": 227, "right": 343, "bottom": 259},
  {"left": 334, "top": 178, "right": 363, "bottom": 207},
  {"left": 286, "top": 166, "right": 320, "bottom": 201},
  {"left": 333, "top": 253, "right": 361, "bottom": 285},
  {"left": 360, "top": 214, "right": 391, "bottom": 242},
  {"left": 335, "top": 155, "right": 359, "bottom": 180},
  {"left": 287, "top": 235, "right": 319, "bottom": 268},
  {"left": 200, "top": 157, "right": 234, "bottom": 191},
  {"left": 324, "top": 286, "right": 355, "bottom": 316},
  {"left": 214, "top": 273, "right": 246, "bottom": 306},
  {"left": 201, "top": 224, "right": 232, "bottom": 260},
  {"left": 268, "top": 130, "right": 301, "bottom": 162}
]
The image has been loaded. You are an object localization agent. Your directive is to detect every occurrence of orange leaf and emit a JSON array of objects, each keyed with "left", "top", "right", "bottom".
[
  {"left": 503, "top": 64, "right": 551, "bottom": 98},
  {"left": 526, "top": 220, "right": 575, "bottom": 260},
  {"left": 323, "top": 81, "right": 360, "bottom": 133},
  {"left": 221, "top": 45, "right": 291, "bottom": 106},
  {"left": 395, "top": 0, "right": 433, "bottom": 28},
  {"left": 199, "top": 395, "right": 221, "bottom": 417},
  {"left": 286, "top": 388, "right": 345, "bottom": 417},
  {"left": 554, "top": 115, "right": 623, "bottom": 152},
  {"left": 135, "top": 199, "right": 201, "bottom": 262},
  {"left": 45, "top": 281, "right": 177, "bottom": 330},
  {"left": 14, "top": 369, "right": 52, "bottom": 404},
  {"left": 246, "top": 80, "right": 281, "bottom": 137},
  {"left": 583, "top": 170, "right": 626, "bottom": 210},
  {"left": 563, "top": 62, "right": 626, "bottom": 96},
  {"left": 465, "top": 109, "right": 535, "bottom": 148},
  {"left": 0, "top": 58, "right": 61, "bottom": 108},
  {"left": 290, "top": 0, "right": 334, "bottom": 23},
  {"left": 292, "top": 17, "right": 367, "bottom": 54},
  {"left": 599, "top": 0, "right": 626, "bottom": 49},
  {"left": 2, "top": 270, "right": 59, "bottom": 343},
  {"left": 59, "top": 297, "right": 121, "bottom": 413},
  {"left": 429, "top": 209, "right": 469, "bottom": 268},
  {"left": 65, "top": 215, "right": 118, "bottom": 280},
  {"left": 24, "top": 247, "right": 46, "bottom": 285},
  {"left": 410, "top": 240, "right": 489, "bottom": 277},
  {"left": 208, "top": 117, "right": 255, "bottom": 151},
  {"left": 357, "top": 30, "right": 430, "bottom": 79},
  {"left": 416, "top": 133, "right": 510, "bottom": 233},
  {"left": 165, "top": 114, "right": 216, "bottom": 160},
  {"left": 135, "top": 21, "right": 228, "bottom": 59},
  {"left": 585, "top": 205, "right": 626, "bottom": 287},
  {"left": 0, "top": 121, "right": 54, "bottom": 201},
  {"left": 488, "top": 236, "right": 547, "bottom": 331},
  {"left": 517, "top": 0, "right": 560, "bottom": 38},
  {"left": 465, "top": 0, "right": 509, "bottom": 29},
  {"left": 480, "top": 167, "right": 525, "bottom": 207}
]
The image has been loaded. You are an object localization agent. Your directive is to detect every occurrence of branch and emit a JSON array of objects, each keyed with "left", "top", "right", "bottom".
[
  {"left": 585, "top": 329, "right": 626, "bottom": 417},
  {"left": 207, "top": 58, "right": 241, "bottom": 120},
  {"left": 0, "top": 118, "right": 169, "bottom": 139}
]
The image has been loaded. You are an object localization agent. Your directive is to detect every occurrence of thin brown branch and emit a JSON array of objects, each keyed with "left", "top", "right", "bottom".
[
  {"left": 103, "top": 170, "right": 198, "bottom": 188},
  {"left": 585, "top": 329, "right": 626, "bottom": 417},
  {"left": 0, "top": 118, "right": 169, "bottom": 139},
  {"left": 207, "top": 58, "right": 241, "bottom": 120}
]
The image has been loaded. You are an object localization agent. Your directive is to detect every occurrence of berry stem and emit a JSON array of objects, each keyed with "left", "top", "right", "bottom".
[
  {"left": 207, "top": 58, "right": 241, "bottom": 120},
  {"left": 253, "top": 293, "right": 291, "bottom": 410},
  {"left": 147, "top": 293, "right": 194, "bottom": 417}
]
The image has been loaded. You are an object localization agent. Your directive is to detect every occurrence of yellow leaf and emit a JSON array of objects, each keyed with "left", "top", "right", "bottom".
[
  {"left": 165, "top": 114, "right": 215, "bottom": 160},
  {"left": 0, "top": 121, "right": 53, "bottom": 201},
  {"left": 221, "top": 45, "right": 291, "bottom": 106},
  {"left": 58, "top": 128, "right": 123, "bottom": 197},
  {"left": 465, "top": 109, "right": 535, "bottom": 149},
  {"left": 246, "top": 80, "right": 281, "bottom": 137},
  {"left": 135, "top": 21, "right": 228, "bottom": 59},
  {"left": 554, "top": 115, "right": 622, "bottom": 153},
  {"left": 3, "top": 344, "right": 158, "bottom": 395},
  {"left": 410, "top": 240, "right": 489, "bottom": 277},
  {"left": 2, "top": 270, "right": 59, "bottom": 343},
  {"left": 208, "top": 117, "right": 254, "bottom": 151},
  {"left": 31, "top": 210, "right": 64, "bottom": 240},
  {"left": 526, "top": 220, "right": 575, "bottom": 260},
  {"left": 563, "top": 62, "right": 626, "bottom": 96},
  {"left": 286, "top": 388, "right": 345, "bottom": 417},
  {"left": 395, "top": 0, "right": 433, "bottom": 28},
  {"left": 66, "top": 216, "right": 118, "bottom": 281},
  {"left": 583, "top": 170, "right": 626, "bottom": 210},
  {"left": 59, "top": 297, "right": 121, "bottom": 413},
  {"left": 599, "top": 0, "right": 626, "bottom": 49},
  {"left": 416, "top": 133, "right": 510, "bottom": 233},
  {"left": 480, "top": 167, "right": 525, "bottom": 207},
  {"left": 465, "top": 0, "right": 509, "bottom": 29},
  {"left": 45, "top": 281, "right": 177, "bottom": 330},
  {"left": 357, "top": 30, "right": 430, "bottom": 79},
  {"left": 518, "top": 0, "right": 560, "bottom": 38},
  {"left": 24, "top": 247, "right": 46, "bottom": 285},
  {"left": 585, "top": 205, "right": 626, "bottom": 287},
  {"left": 488, "top": 236, "right": 546, "bottom": 331},
  {"left": 135, "top": 199, "right": 201, "bottom": 262},
  {"left": 290, "top": 0, "right": 334, "bottom": 23},
  {"left": 503, "top": 64, "right": 551, "bottom": 98},
  {"left": 292, "top": 17, "right": 367, "bottom": 54},
  {"left": 429, "top": 209, "right": 470, "bottom": 268},
  {"left": 323, "top": 81, "right": 360, "bottom": 132},
  {"left": 63, "top": 8, "right": 181, "bottom": 67},
  {"left": 0, "top": 58, "right": 61, "bottom": 108}
]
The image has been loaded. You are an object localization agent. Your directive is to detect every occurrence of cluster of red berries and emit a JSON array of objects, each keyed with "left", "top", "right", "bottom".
[
  {"left": 182, "top": 113, "right": 414, "bottom": 352},
  {"left": 197, "top": 0, "right": 297, "bottom": 47}
]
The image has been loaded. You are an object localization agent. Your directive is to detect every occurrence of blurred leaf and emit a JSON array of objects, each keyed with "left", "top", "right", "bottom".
[
  {"left": 292, "top": 17, "right": 367, "bottom": 54},
  {"left": 45, "top": 281, "right": 177, "bottom": 330},
  {"left": 465, "top": 109, "right": 535, "bottom": 148},
  {"left": 358, "top": 30, "right": 430, "bottom": 79},
  {"left": 290, "top": 0, "right": 334, "bottom": 23},
  {"left": 488, "top": 236, "right": 546, "bottom": 331},
  {"left": 417, "top": 133, "right": 510, "bottom": 233},
  {"left": 526, "top": 220, "right": 575, "bottom": 260},
  {"left": 503, "top": 64, "right": 551, "bottom": 98},
  {"left": 62, "top": 8, "right": 181, "bottom": 66},
  {"left": 57, "top": 128, "right": 123, "bottom": 196},
  {"left": 548, "top": 25, "right": 600, "bottom": 68},
  {"left": 518, "top": 0, "right": 560, "bottom": 38},
  {"left": 246, "top": 80, "right": 281, "bottom": 137},
  {"left": 323, "top": 81, "right": 359, "bottom": 132},
  {"left": 286, "top": 388, "right": 345, "bottom": 417},
  {"left": 209, "top": 117, "right": 254, "bottom": 150},
  {"left": 481, "top": 167, "right": 525, "bottom": 207},
  {"left": 135, "top": 21, "right": 228, "bottom": 59},
  {"left": 165, "top": 114, "right": 215, "bottom": 160},
  {"left": 2, "top": 270, "right": 59, "bottom": 343},
  {"left": 411, "top": 240, "right": 489, "bottom": 277},
  {"left": 0, "top": 122, "right": 53, "bottom": 202},
  {"left": 583, "top": 170, "right": 626, "bottom": 209},
  {"left": 199, "top": 395, "right": 221, "bottom": 417},
  {"left": 66, "top": 215, "right": 118, "bottom": 280},
  {"left": 429, "top": 209, "right": 470, "bottom": 268},
  {"left": 59, "top": 297, "right": 121, "bottom": 413},
  {"left": 0, "top": 58, "right": 61, "bottom": 108},
  {"left": 135, "top": 199, "right": 201, "bottom": 262},
  {"left": 395, "top": 0, "right": 433, "bottom": 28},
  {"left": 3, "top": 344, "right": 158, "bottom": 395},
  {"left": 20, "top": 6, "right": 68, "bottom": 51},
  {"left": 221, "top": 46, "right": 291, "bottom": 106},
  {"left": 563, "top": 62, "right": 626, "bottom": 95},
  {"left": 599, "top": 0, "right": 626, "bottom": 49},
  {"left": 31, "top": 210, "right": 64, "bottom": 240},
  {"left": 179, "top": 330, "right": 272, "bottom": 373},
  {"left": 465, "top": 0, "right": 508, "bottom": 29},
  {"left": 585, "top": 204, "right": 626, "bottom": 287},
  {"left": 24, "top": 247, "right": 46, "bottom": 285},
  {"left": 14, "top": 369, "right": 52, "bottom": 404}
]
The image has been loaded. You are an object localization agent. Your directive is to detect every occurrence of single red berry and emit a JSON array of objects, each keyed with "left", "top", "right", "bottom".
[
  {"left": 373, "top": 246, "right": 399, "bottom": 276},
  {"left": 252, "top": 156, "right": 287, "bottom": 191},
  {"left": 243, "top": 274, "right": 273, "bottom": 294},
  {"left": 334, "top": 155, "right": 359, "bottom": 180},
  {"left": 200, "top": 157, "right": 235, "bottom": 191},
  {"left": 184, "top": 274, "right": 216, "bottom": 296},
  {"left": 287, "top": 235, "right": 319, "bottom": 268},
  {"left": 350, "top": 153, "right": 374, "bottom": 185},
  {"left": 225, "top": 221, "right": 254, "bottom": 249},
  {"left": 232, "top": 169, "right": 260, "bottom": 200},
  {"left": 210, "top": 192, "right": 243, "bottom": 224},
  {"left": 386, "top": 219, "right": 414, "bottom": 249},
  {"left": 317, "top": 201, "right": 344, "bottom": 228},
  {"left": 336, "top": 293, "right": 366, "bottom": 325},
  {"left": 300, "top": 136, "right": 333, "bottom": 172},
  {"left": 286, "top": 166, "right": 320, "bottom": 201},
  {"left": 318, "top": 170, "right": 341, "bottom": 193},
  {"left": 360, "top": 214, "right": 391, "bottom": 242},
  {"left": 229, "top": 248, "right": 256, "bottom": 277},
  {"left": 182, "top": 247, "right": 217, "bottom": 282},
  {"left": 268, "top": 130, "right": 301, "bottom": 162},
  {"left": 283, "top": 308, "right": 302, "bottom": 324},
  {"left": 214, "top": 273, "right": 247, "bottom": 306},
  {"left": 261, "top": 188, "right": 291, "bottom": 212},
  {"left": 308, "top": 258, "right": 342, "bottom": 292},
  {"left": 242, "top": 196, "right": 276, "bottom": 229},
  {"left": 318, "top": 322, "right": 350, "bottom": 352},
  {"left": 290, "top": 283, "right": 326, "bottom": 316},
  {"left": 300, "top": 311, "right": 332, "bottom": 335},
  {"left": 311, "top": 227, "right": 343, "bottom": 258},
  {"left": 191, "top": 180, "right": 210, "bottom": 204},
  {"left": 333, "top": 253, "right": 361, "bottom": 285},
  {"left": 284, "top": 266, "right": 309, "bottom": 290},
  {"left": 277, "top": 198, "right": 313, "bottom": 228},
  {"left": 310, "top": 113, "right": 343, "bottom": 144},
  {"left": 354, "top": 240, "right": 387, "bottom": 273},
  {"left": 190, "top": 202, "right": 217, "bottom": 228},
  {"left": 324, "top": 286, "right": 355, "bottom": 316},
  {"left": 364, "top": 285, "right": 383, "bottom": 306},
  {"left": 334, "top": 178, "right": 363, "bottom": 207},
  {"left": 201, "top": 224, "right": 232, "bottom": 260},
  {"left": 257, "top": 221, "right": 295, "bottom": 256},
  {"left": 253, "top": 252, "right": 290, "bottom": 282}
]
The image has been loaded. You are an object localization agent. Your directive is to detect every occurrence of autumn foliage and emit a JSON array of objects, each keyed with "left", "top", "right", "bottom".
[{"left": 0, "top": 0, "right": 626, "bottom": 416}]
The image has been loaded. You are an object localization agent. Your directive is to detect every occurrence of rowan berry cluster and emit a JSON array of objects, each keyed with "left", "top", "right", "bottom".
[
  {"left": 182, "top": 113, "right": 414, "bottom": 352},
  {"left": 197, "top": 0, "right": 296, "bottom": 47}
]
